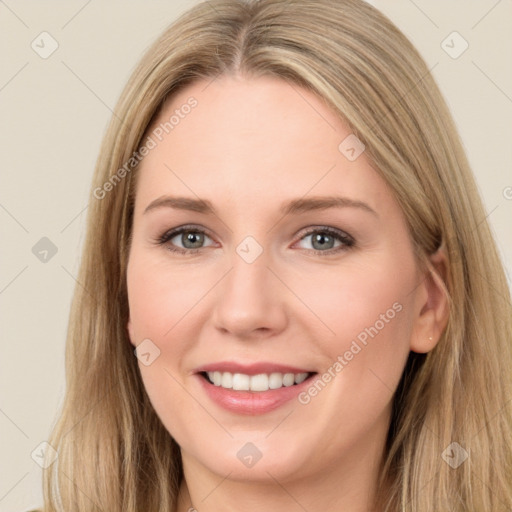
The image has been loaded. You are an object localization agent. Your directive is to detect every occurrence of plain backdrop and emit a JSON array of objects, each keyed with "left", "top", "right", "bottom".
[{"left": 1, "top": 1, "right": 511, "bottom": 510}]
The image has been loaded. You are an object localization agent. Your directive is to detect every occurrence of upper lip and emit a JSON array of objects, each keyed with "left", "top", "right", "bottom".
[{"left": 195, "top": 361, "right": 315, "bottom": 376}]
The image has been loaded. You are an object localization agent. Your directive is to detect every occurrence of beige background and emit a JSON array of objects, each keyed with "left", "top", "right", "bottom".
[{"left": 1, "top": 1, "right": 511, "bottom": 510}]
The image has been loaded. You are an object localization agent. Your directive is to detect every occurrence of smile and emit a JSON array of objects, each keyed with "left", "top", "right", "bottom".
[
  {"left": 203, "top": 371, "right": 311, "bottom": 391},
  {"left": 195, "top": 362, "right": 318, "bottom": 414}
]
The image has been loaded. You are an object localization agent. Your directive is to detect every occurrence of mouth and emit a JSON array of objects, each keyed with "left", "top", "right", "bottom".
[
  {"left": 194, "top": 363, "right": 318, "bottom": 415},
  {"left": 200, "top": 370, "right": 314, "bottom": 391}
]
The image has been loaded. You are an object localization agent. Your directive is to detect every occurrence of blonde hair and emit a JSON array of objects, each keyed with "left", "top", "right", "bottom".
[{"left": 41, "top": 0, "right": 512, "bottom": 510}]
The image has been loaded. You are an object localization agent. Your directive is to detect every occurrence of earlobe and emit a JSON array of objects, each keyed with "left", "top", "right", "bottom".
[{"left": 410, "top": 247, "right": 450, "bottom": 353}]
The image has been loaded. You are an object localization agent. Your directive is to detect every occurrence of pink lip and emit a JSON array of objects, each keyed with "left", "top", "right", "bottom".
[
  {"left": 195, "top": 361, "right": 313, "bottom": 375},
  {"left": 193, "top": 361, "right": 316, "bottom": 415}
]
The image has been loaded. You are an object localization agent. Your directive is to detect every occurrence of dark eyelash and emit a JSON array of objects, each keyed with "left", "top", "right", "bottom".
[
  {"left": 155, "top": 225, "right": 355, "bottom": 255},
  {"left": 155, "top": 225, "right": 208, "bottom": 254},
  {"left": 299, "top": 227, "right": 355, "bottom": 256}
]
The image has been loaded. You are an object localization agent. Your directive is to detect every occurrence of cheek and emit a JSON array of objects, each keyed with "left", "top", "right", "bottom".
[
  {"left": 126, "top": 252, "right": 209, "bottom": 436},
  {"left": 303, "top": 260, "right": 411, "bottom": 324},
  {"left": 126, "top": 252, "right": 212, "bottom": 344},
  {"left": 288, "top": 257, "right": 416, "bottom": 459},
  {"left": 126, "top": 250, "right": 225, "bottom": 413},
  {"left": 294, "top": 254, "right": 417, "bottom": 389}
]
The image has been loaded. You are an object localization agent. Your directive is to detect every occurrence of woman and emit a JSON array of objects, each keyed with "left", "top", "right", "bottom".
[{"left": 38, "top": 0, "right": 512, "bottom": 510}]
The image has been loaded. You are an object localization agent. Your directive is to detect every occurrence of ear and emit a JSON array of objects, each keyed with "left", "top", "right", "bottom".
[
  {"left": 410, "top": 247, "right": 450, "bottom": 353},
  {"left": 127, "top": 317, "right": 137, "bottom": 347}
]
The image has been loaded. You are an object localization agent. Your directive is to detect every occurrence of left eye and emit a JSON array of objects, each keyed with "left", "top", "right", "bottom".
[{"left": 295, "top": 229, "right": 354, "bottom": 252}]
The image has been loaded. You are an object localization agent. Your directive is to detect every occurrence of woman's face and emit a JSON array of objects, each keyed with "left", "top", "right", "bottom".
[{"left": 127, "top": 75, "right": 433, "bottom": 484}]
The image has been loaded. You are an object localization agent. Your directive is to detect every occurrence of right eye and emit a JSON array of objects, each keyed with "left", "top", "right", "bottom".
[{"left": 157, "top": 226, "right": 216, "bottom": 254}]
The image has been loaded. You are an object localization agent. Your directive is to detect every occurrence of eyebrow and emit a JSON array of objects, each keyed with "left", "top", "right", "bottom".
[{"left": 143, "top": 195, "right": 378, "bottom": 217}]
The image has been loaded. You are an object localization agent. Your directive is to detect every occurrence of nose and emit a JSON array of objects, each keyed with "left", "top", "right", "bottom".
[{"left": 211, "top": 249, "right": 288, "bottom": 340}]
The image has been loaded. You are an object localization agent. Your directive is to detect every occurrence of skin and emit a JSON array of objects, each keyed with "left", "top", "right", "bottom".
[{"left": 126, "top": 75, "right": 449, "bottom": 512}]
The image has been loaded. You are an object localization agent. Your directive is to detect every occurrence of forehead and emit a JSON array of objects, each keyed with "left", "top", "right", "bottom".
[{"left": 135, "top": 75, "right": 390, "bottom": 213}]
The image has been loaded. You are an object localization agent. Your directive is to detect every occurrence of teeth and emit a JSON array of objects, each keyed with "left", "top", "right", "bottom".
[
  {"left": 206, "top": 371, "right": 310, "bottom": 391},
  {"left": 221, "top": 372, "right": 232, "bottom": 389},
  {"left": 250, "top": 373, "right": 269, "bottom": 391},
  {"left": 213, "top": 371, "right": 222, "bottom": 386},
  {"left": 294, "top": 372, "right": 308, "bottom": 384},
  {"left": 269, "top": 372, "right": 283, "bottom": 389},
  {"left": 232, "top": 373, "right": 250, "bottom": 391},
  {"left": 283, "top": 373, "right": 295, "bottom": 386}
]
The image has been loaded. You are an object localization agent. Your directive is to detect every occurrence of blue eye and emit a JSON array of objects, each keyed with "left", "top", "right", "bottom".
[
  {"left": 158, "top": 226, "right": 214, "bottom": 254},
  {"left": 156, "top": 225, "right": 355, "bottom": 256},
  {"left": 296, "top": 227, "right": 355, "bottom": 254}
]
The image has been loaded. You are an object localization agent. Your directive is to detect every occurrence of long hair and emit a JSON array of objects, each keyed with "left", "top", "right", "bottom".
[{"left": 41, "top": 0, "right": 512, "bottom": 510}]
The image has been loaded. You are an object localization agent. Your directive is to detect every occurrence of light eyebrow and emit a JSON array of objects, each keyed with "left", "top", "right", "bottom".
[
  {"left": 143, "top": 195, "right": 378, "bottom": 218},
  {"left": 281, "top": 196, "right": 378, "bottom": 217},
  {"left": 143, "top": 196, "right": 215, "bottom": 215}
]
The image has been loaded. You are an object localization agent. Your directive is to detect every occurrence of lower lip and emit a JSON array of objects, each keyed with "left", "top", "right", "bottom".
[{"left": 197, "top": 374, "right": 315, "bottom": 415}]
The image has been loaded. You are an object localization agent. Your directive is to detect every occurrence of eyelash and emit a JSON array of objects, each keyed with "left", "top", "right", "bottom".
[{"left": 155, "top": 225, "right": 356, "bottom": 256}]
